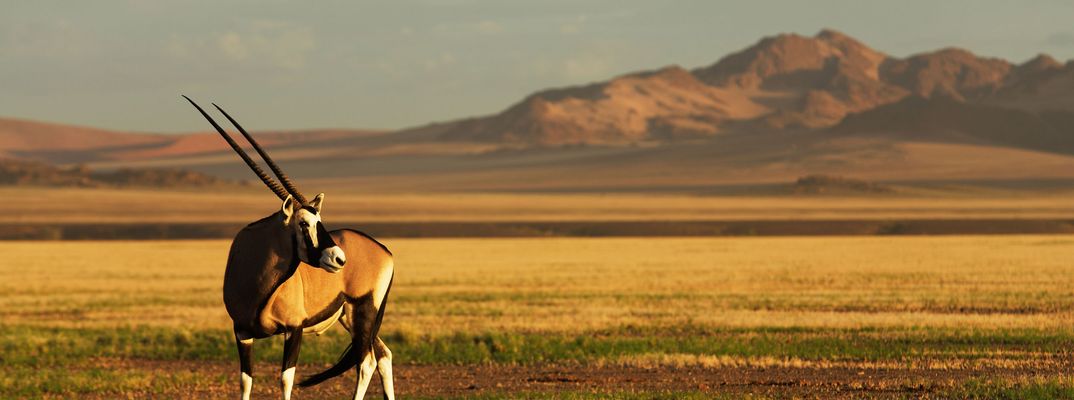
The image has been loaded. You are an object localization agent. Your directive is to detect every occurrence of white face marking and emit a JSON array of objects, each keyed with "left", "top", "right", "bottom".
[
  {"left": 241, "top": 372, "right": 253, "bottom": 400},
  {"left": 295, "top": 209, "right": 321, "bottom": 248},
  {"left": 281, "top": 367, "right": 296, "bottom": 400},
  {"left": 294, "top": 207, "right": 347, "bottom": 271},
  {"left": 294, "top": 208, "right": 322, "bottom": 266}
]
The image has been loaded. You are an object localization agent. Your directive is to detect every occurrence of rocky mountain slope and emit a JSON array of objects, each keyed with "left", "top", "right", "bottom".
[{"left": 421, "top": 29, "right": 1074, "bottom": 147}]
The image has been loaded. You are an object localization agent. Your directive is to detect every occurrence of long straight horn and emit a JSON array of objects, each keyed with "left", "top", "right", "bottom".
[
  {"left": 211, "top": 103, "right": 309, "bottom": 205},
  {"left": 181, "top": 95, "right": 290, "bottom": 200}
]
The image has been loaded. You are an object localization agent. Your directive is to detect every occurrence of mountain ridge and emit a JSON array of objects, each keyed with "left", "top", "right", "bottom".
[
  {"left": 418, "top": 29, "right": 1071, "bottom": 146},
  {"left": 6, "top": 29, "right": 1071, "bottom": 156},
  {"left": 5, "top": 29, "right": 1074, "bottom": 191}
]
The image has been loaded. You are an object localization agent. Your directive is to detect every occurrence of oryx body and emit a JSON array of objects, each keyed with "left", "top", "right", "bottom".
[{"left": 184, "top": 96, "right": 395, "bottom": 400}]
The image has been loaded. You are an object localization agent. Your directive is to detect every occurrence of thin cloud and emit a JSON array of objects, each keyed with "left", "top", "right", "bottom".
[
  {"left": 1046, "top": 32, "right": 1074, "bottom": 46},
  {"left": 2, "top": 18, "right": 98, "bottom": 59},
  {"left": 423, "top": 52, "right": 458, "bottom": 72},
  {"left": 562, "top": 54, "right": 612, "bottom": 81},
  {"left": 167, "top": 20, "right": 316, "bottom": 71},
  {"left": 217, "top": 32, "right": 248, "bottom": 61},
  {"left": 559, "top": 15, "right": 587, "bottom": 35},
  {"left": 475, "top": 20, "right": 504, "bottom": 35}
]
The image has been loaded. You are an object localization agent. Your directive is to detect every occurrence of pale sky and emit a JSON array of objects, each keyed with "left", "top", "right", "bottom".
[{"left": 3, "top": 0, "right": 1073, "bottom": 133}]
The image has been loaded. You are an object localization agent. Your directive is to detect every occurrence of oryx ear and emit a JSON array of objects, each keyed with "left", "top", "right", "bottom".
[
  {"left": 310, "top": 193, "right": 325, "bottom": 213},
  {"left": 281, "top": 195, "right": 295, "bottom": 224}
]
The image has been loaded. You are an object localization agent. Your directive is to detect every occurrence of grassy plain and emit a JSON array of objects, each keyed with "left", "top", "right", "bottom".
[{"left": 3, "top": 236, "right": 1074, "bottom": 398}]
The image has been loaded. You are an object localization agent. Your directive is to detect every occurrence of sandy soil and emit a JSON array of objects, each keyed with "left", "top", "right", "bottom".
[{"left": 73, "top": 360, "right": 1071, "bottom": 399}]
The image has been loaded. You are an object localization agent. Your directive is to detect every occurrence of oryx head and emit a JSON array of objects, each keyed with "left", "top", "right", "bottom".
[
  {"left": 183, "top": 95, "right": 347, "bottom": 272},
  {"left": 280, "top": 193, "right": 346, "bottom": 272}
]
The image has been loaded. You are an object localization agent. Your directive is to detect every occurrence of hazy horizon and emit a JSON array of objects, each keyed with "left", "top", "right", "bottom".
[{"left": 4, "top": 0, "right": 1074, "bottom": 133}]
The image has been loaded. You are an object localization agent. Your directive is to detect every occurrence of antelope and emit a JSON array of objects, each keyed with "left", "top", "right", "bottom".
[{"left": 183, "top": 96, "right": 395, "bottom": 400}]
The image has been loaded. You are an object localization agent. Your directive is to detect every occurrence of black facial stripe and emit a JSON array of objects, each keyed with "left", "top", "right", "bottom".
[
  {"left": 316, "top": 221, "right": 336, "bottom": 249},
  {"left": 301, "top": 223, "right": 319, "bottom": 261}
]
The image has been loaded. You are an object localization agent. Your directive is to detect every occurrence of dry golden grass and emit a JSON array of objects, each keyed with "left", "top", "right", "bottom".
[
  {"left": 3, "top": 236, "right": 1073, "bottom": 334},
  {"left": 5, "top": 186, "right": 1074, "bottom": 223},
  {"left": 5, "top": 236, "right": 1074, "bottom": 399},
  {"left": 605, "top": 353, "right": 1069, "bottom": 370}
]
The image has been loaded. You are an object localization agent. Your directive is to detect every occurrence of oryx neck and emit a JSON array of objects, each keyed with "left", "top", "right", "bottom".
[{"left": 241, "top": 211, "right": 300, "bottom": 262}]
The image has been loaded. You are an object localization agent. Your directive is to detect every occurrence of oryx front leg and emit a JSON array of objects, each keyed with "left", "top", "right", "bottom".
[
  {"left": 235, "top": 332, "right": 254, "bottom": 400},
  {"left": 374, "top": 336, "right": 395, "bottom": 400},
  {"left": 281, "top": 330, "right": 303, "bottom": 400}
]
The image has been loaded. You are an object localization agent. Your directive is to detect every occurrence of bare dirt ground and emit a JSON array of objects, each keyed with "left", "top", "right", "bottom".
[{"left": 73, "top": 360, "right": 1072, "bottom": 399}]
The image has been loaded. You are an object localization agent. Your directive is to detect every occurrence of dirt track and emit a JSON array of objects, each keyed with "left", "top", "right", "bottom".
[{"left": 75, "top": 360, "right": 1071, "bottom": 399}]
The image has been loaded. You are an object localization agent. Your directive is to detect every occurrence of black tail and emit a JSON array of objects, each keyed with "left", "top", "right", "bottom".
[{"left": 298, "top": 341, "right": 361, "bottom": 387}]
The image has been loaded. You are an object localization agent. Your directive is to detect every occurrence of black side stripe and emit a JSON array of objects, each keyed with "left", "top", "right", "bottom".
[{"left": 302, "top": 293, "right": 346, "bottom": 328}]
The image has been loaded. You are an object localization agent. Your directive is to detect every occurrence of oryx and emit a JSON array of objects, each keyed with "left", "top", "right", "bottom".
[{"left": 183, "top": 96, "right": 395, "bottom": 400}]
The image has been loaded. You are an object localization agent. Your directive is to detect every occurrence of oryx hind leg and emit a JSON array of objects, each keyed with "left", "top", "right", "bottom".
[
  {"left": 373, "top": 336, "right": 394, "bottom": 400},
  {"left": 344, "top": 295, "right": 382, "bottom": 400},
  {"left": 353, "top": 349, "right": 377, "bottom": 400},
  {"left": 234, "top": 331, "right": 255, "bottom": 400}
]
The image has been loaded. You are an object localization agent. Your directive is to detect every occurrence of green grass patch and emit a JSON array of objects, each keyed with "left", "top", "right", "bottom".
[
  {"left": 395, "top": 290, "right": 1074, "bottom": 315},
  {"left": 3, "top": 324, "right": 1073, "bottom": 368},
  {"left": 389, "top": 324, "right": 1074, "bottom": 364},
  {"left": 0, "top": 365, "right": 212, "bottom": 398}
]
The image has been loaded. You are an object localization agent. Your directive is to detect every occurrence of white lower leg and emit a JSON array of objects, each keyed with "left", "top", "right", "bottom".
[
  {"left": 352, "top": 353, "right": 377, "bottom": 400},
  {"left": 281, "top": 367, "right": 296, "bottom": 400},
  {"left": 240, "top": 372, "right": 253, "bottom": 400},
  {"left": 377, "top": 355, "right": 394, "bottom": 400}
]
